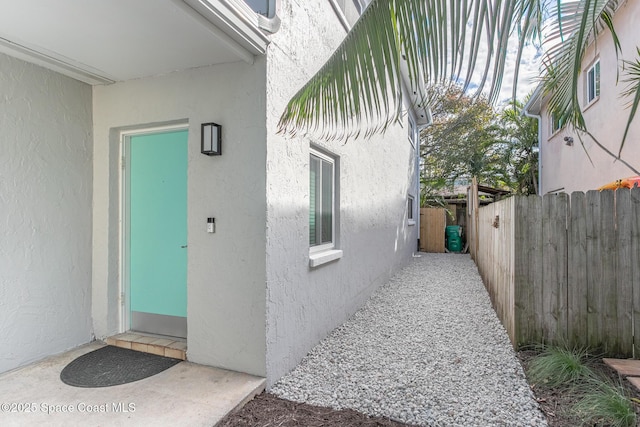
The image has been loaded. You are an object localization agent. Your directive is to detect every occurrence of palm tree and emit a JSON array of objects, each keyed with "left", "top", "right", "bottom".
[{"left": 277, "top": 0, "right": 637, "bottom": 157}]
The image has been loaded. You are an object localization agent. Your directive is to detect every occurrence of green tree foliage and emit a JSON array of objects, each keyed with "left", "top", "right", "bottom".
[
  {"left": 498, "top": 99, "right": 539, "bottom": 195},
  {"left": 420, "top": 85, "right": 539, "bottom": 206},
  {"left": 277, "top": 0, "right": 639, "bottom": 161}
]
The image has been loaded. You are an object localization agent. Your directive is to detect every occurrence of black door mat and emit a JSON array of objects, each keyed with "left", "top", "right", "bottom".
[{"left": 60, "top": 345, "right": 182, "bottom": 388}]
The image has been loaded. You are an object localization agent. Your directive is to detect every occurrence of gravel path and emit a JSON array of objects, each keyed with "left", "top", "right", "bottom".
[{"left": 271, "top": 253, "right": 547, "bottom": 426}]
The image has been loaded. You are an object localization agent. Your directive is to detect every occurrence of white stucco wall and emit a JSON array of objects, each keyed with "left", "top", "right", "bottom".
[
  {"left": 539, "top": 1, "right": 640, "bottom": 194},
  {"left": 264, "top": 0, "right": 419, "bottom": 386},
  {"left": 92, "top": 60, "right": 267, "bottom": 376},
  {"left": 0, "top": 53, "right": 93, "bottom": 373}
]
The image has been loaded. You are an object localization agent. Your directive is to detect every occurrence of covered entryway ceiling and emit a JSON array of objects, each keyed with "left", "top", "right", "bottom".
[{"left": 0, "top": 0, "right": 270, "bottom": 85}]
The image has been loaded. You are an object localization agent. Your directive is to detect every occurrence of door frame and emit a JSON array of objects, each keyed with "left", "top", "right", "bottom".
[{"left": 118, "top": 123, "right": 189, "bottom": 334}]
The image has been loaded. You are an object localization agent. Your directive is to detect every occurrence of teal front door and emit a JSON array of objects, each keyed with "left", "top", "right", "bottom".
[{"left": 128, "top": 129, "right": 187, "bottom": 338}]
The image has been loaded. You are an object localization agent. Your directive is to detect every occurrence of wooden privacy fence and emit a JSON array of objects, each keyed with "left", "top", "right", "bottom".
[{"left": 469, "top": 188, "right": 640, "bottom": 357}]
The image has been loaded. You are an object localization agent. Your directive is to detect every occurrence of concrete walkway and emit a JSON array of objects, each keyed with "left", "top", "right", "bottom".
[{"left": 0, "top": 342, "right": 265, "bottom": 427}]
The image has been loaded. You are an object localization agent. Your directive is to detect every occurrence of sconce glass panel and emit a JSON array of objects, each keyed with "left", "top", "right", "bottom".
[{"left": 201, "top": 123, "right": 221, "bottom": 155}]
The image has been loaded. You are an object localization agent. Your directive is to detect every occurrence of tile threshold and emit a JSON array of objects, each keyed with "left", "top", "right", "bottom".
[{"left": 106, "top": 332, "right": 187, "bottom": 360}]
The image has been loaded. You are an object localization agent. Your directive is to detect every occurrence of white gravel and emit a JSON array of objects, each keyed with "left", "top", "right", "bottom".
[{"left": 271, "top": 253, "right": 547, "bottom": 426}]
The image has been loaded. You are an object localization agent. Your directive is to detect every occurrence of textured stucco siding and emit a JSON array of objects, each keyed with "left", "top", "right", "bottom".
[
  {"left": 264, "top": 0, "right": 419, "bottom": 387},
  {"left": 0, "top": 52, "right": 93, "bottom": 373},
  {"left": 540, "top": 1, "right": 640, "bottom": 194},
  {"left": 92, "top": 60, "right": 268, "bottom": 377}
]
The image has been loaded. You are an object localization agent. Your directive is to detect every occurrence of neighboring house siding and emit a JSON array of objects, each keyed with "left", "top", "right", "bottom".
[
  {"left": 539, "top": 1, "right": 640, "bottom": 194},
  {"left": 0, "top": 52, "right": 93, "bottom": 373},
  {"left": 91, "top": 60, "right": 268, "bottom": 377},
  {"left": 264, "top": 0, "right": 419, "bottom": 387}
]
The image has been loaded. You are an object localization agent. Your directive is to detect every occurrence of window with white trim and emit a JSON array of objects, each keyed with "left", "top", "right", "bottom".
[
  {"left": 310, "top": 149, "right": 337, "bottom": 252},
  {"left": 551, "top": 112, "right": 564, "bottom": 134},
  {"left": 586, "top": 60, "right": 600, "bottom": 104},
  {"left": 408, "top": 195, "right": 416, "bottom": 225}
]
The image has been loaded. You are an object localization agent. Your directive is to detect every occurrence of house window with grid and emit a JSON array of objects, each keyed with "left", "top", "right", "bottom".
[
  {"left": 310, "top": 149, "right": 336, "bottom": 251},
  {"left": 586, "top": 60, "right": 600, "bottom": 104}
]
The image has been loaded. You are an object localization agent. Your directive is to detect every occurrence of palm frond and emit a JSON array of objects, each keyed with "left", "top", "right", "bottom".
[
  {"left": 540, "top": 0, "right": 621, "bottom": 133},
  {"left": 619, "top": 48, "right": 640, "bottom": 156},
  {"left": 277, "top": 0, "right": 542, "bottom": 139}
]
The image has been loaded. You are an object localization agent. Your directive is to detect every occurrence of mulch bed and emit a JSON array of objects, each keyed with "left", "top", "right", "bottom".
[
  {"left": 517, "top": 349, "right": 640, "bottom": 427},
  {"left": 218, "top": 393, "right": 412, "bottom": 427}
]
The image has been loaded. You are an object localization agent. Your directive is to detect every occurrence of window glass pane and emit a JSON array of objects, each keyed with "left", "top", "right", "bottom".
[
  {"left": 551, "top": 112, "right": 563, "bottom": 133},
  {"left": 310, "top": 150, "right": 337, "bottom": 249},
  {"left": 321, "top": 160, "right": 333, "bottom": 244},
  {"left": 595, "top": 61, "right": 600, "bottom": 98},
  {"left": 309, "top": 156, "right": 320, "bottom": 245},
  {"left": 408, "top": 196, "right": 414, "bottom": 220},
  {"left": 587, "top": 61, "right": 600, "bottom": 102}
]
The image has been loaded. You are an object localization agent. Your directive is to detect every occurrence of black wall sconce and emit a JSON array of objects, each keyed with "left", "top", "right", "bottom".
[{"left": 201, "top": 122, "right": 222, "bottom": 155}]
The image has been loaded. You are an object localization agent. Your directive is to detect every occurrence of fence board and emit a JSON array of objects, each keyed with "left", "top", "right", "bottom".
[
  {"left": 514, "top": 196, "right": 530, "bottom": 346},
  {"left": 567, "top": 192, "right": 588, "bottom": 348},
  {"left": 529, "top": 196, "right": 544, "bottom": 345},
  {"left": 513, "top": 195, "right": 543, "bottom": 345},
  {"left": 615, "top": 190, "right": 633, "bottom": 355},
  {"left": 420, "top": 208, "right": 446, "bottom": 252},
  {"left": 541, "top": 193, "right": 568, "bottom": 344},
  {"left": 585, "top": 190, "right": 604, "bottom": 349},
  {"left": 631, "top": 187, "right": 640, "bottom": 357},
  {"left": 556, "top": 193, "right": 569, "bottom": 343},
  {"left": 600, "top": 190, "right": 618, "bottom": 353}
]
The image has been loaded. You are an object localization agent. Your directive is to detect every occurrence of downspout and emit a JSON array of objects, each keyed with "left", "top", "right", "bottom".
[{"left": 414, "top": 118, "right": 432, "bottom": 252}]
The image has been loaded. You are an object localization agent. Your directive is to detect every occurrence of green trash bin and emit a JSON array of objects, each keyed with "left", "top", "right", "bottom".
[{"left": 445, "top": 225, "right": 462, "bottom": 252}]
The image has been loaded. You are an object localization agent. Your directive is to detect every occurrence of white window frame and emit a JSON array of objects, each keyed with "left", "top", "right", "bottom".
[
  {"left": 408, "top": 195, "right": 416, "bottom": 225},
  {"left": 550, "top": 112, "right": 563, "bottom": 135},
  {"left": 586, "top": 59, "right": 600, "bottom": 105},
  {"left": 309, "top": 147, "right": 343, "bottom": 268}
]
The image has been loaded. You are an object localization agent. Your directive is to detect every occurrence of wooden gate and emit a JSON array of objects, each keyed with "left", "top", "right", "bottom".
[{"left": 420, "top": 208, "right": 446, "bottom": 252}]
